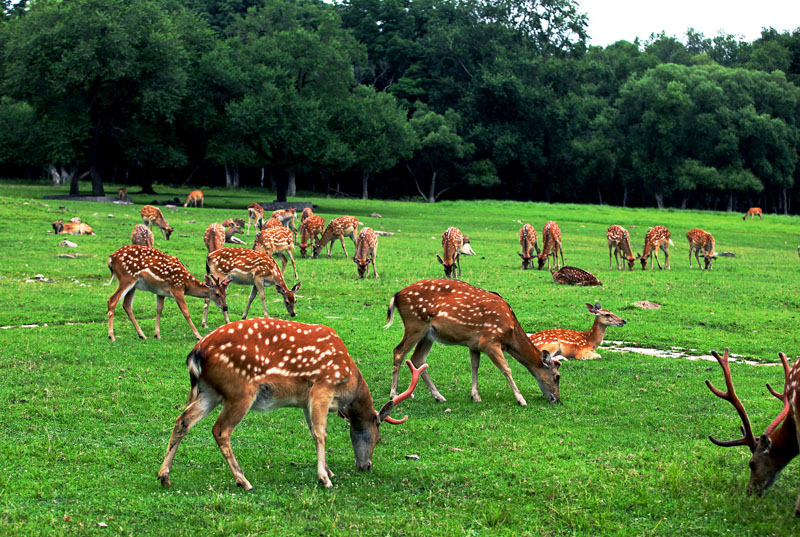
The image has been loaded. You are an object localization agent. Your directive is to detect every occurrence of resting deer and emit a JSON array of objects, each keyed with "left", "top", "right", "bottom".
[
  {"left": 607, "top": 225, "right": 635, "bottom": 270},
  {"left": 204, "top": 223, "right": 245, "bottom": 253},
  {"left": 537, "top": 221, "right": 564, "bottom": 271},
  {"left": 354, "top": 227, "right": 379, "bottom": 279},
  {"left": 184, "top": 190, "right": 203, "bottom": 208},
  {"left": 437, "top": 227, "right": 475, "bottom": 278},
  {"left": 687, "top": 228, "right": 717, "bottom": 270},
  {"left": 247, "top": 203, "right": 266, "bottom": 235},
  {"left": 140, "top": 205, "right": 174, "bottom": 240},
  {"left": 253, "top": 226, "right": 299, "bottom": 280},
  {"left": 272, "top": 208, "right": 298, "bottom": 233},
  {"left": 299, "top": 215, "right": 325, "bottom": 258},
  {"left": 743, "top": 207, "right": 763, "bottom": 221},
  {"left": 529, "top": 303, "right": 625, "bottom": 360},
  {"left": 637, "top": 225, "right": 672, "bottom": 270},
  {"left": 52, "top": 219, "right": 94, "bottom": 235},
  {"left": 518, "top": 224, "right": 540, "bottom": 269},
  {"left": 222, "top": 218, "right": 246, "bottom": 230},
  {"left": 107, "top": 245, "right": 230, "bottom": 341},
  {"left": 131, "top": 224, "right": 154, "bottom": 247},
  {"left": 312, "top": 216, "right": 359, "bottom": 259},
  {"left": 706, "top": 348, "right": 800, "bottom": 516},
  {"left": 552, "top": 266, "right": 602, "bottom": 286},
  {"left": 157, "top": 320, "right": 426, "bottom": 490},
  {"left": 385, "top": 279, "right": 561, "bottom": 406}
]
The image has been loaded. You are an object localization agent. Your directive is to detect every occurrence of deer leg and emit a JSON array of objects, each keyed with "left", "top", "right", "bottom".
[
  {"left": 558, "top": 243, "right": 565, "bottom": 269},
  {"left": 302, "top": 406, "right": 334, "bottom": 481},
  {"left": 609, "top": 243, "right": 614, "bottom": 269},
  {"left": 154, "top": 295, "right": 165, "bottom": 339},
  {"left": 663, "top": 244, "right": 670, "bottom": 270},
  {"left": 339, "top": 236, "right": 348, "bottom": 259},
  {"left": 173, "top": 291, "right": 202, "bottom": 340},
  {"left": 688, "top": 246, "right": 693, "bottom": 268},
  {"left": 202, "top": 298, "right": 210, "bottom": 328},
  {"left": 287, "top": 250, "right": 298, "bottom": 280},
  {"left": 390, "top": 325, "right": 427, "bottom": 398},
  {"left": 371, "top": 249, "right": 378, "bottom": 278},
  {"left": 470, "top": 349, "right": 482, "bottom": 402},
  {"left": 485, "top": 345, "right": 527, "bottom": 407},
  {"left": 409, "top": 337, "right": 445, "bottom": 402},
  {"left": 305, "top": 387, "right": 336, "bottom": 487},
  {"left": 121, "top": 288, "right": 147, "bottom": 340},
  {"left": 455, "top": 253, "right": 462, "bottom": 278},
  {"left": 694, "top": 248, "right": 702, "bottom": 269},
  {"left": 107, "top": 280, "right": 137, "bottom": 341},
  {"left": 212, "top": 392, "right": 257, "bottom": 490}
]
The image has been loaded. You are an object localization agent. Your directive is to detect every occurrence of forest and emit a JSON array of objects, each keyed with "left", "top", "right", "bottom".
[{"left": 1, "top": 0, "right": 799, "bottom": 212}]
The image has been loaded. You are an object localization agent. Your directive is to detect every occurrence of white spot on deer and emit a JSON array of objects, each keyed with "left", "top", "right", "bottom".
[{"left": 228, "top": 328, "right": 235, "bottom": 334}]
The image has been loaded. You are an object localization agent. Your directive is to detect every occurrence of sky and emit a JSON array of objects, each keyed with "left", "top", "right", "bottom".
[{"left": 578, "top": 0, "right": 800, "bottom": 47}]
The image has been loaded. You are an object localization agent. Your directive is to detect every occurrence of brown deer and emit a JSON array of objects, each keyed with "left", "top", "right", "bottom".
[
  {"left": 385, "top": 279, "right": 561, "bottom": 406},
  {"left": 52, "top": 219, "right": 95, "bottom": 235},
  {"left": 552, "top": 266, "right": 602, "bottom": 286},
  {"left": 130, "top": 224, "right": 154, "bottom": 247},
  {"left": 140, "top": 205, "right": 174, "bottom": 240},
  {"left": 264, "top": 217, "right": 282, "bottom": 228},
  {"left": 437, "top": 227, "right": 475, "bottom": 278},
  {"left": 299, "top": 215, "right": 325, "bottom": 258},
  {"left": 301, "top": 207, "right": 314, "bottom": 222},
  {"left": 537, "top": 221, "right": 564, "bottom": 271},
  {"left": 687, "top": 228, "right": 717, "bottom": 270},
  {"left": 354, "top": 227, "right": 379, "bottom": 279},
  {"left": 518, "top": 224, "right": 540, "bottom": 269},
  {"left": 706, "top": 348, "right": 800, "bottom": 516},
  {"left": 247, "top": 203, "right": 266, "bottom": 235},
  {"left": 743, "top": 207, "right": 763, "bottom": 221},
  {"left": 117, "top": 188, "right": 128, "bottom": 201},
  {"left": 636, "top": 225, "right": 673, "bottom": 270},
  {"left": 202, "top": 248, "right": 301, "bottom": 328},
  {"left": 607, "top": 225, "right": 635, "bottom": 270},
  {"left": 184, "top": 190, "right": 204, "bottom": 208},
  {"left": 204, "top": 223, "right": 246, "bottom": 253},
  {"left": 107, "top": 245, "right": 230, "bottom": 342},
  {"left": 529, "top": 303, "right": 626, "bottom": 360},
  {"left": 272, "top": 208, "right": 298, "bottom": 232},
  {"left": 253, "top": 226, "right": 299, "bottom": 280},
  {"left": 312, "top": 216, "right": 359, "bottom": 259},
  {"left": 222, "top": 218, "right": 246, "bottom": 230},
  {"left": 157, "top": 320, "right": 426, "bottom": 490}
]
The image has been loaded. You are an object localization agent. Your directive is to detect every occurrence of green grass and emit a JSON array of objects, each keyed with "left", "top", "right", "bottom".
[{"left": 1, "top": 180, "right": 799, "bottom": 536}]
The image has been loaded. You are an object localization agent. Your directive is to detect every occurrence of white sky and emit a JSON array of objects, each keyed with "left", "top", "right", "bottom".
[{"left": 578, "top": 0, "right": 800, "bottom": 47}]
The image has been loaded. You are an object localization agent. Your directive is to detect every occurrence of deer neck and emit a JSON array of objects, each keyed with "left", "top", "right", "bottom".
[
  {"left": 622, "top": 234, "right": 633, "bottom": 258},
  {"left": 184, "top": 276, "right": 211, "bottom": 298},
  {"left": 342, "top": 373, "right": 377, "bottom": 425},
  {"left": 769, "top": 416, "right": 800, "bottom": 467},
  {"left": 505, "top": 317, "right": 544, "bottom": 369},
  {"left": 585, "top": 317, "right": 607, "bottom": 350}
]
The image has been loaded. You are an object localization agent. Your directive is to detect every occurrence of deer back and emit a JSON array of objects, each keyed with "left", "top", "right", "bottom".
[
  {"left": 320, "top": 216, "right": 358, "bottom": 245},
  {"left": 204, "top": 224, "right": 226, "bottom": 253},
  {"left": 301, "top": 207, "right": 313, "bottom": 222},
  {"left": 131, "top": 224, "right": 154, "bottom": 247},
  {"left": 354, "top": 228, "right": 377, "bottom": 261},
  {"left": 441, "top": 227, "right": 464, "bottom": 264},
  {"left": 539, "top": 221, "right": 560, "bottom": 257},
  {"left": 253, "top": 227, "right": 294, "bottom": 255},
  {"left": 643, "top": 226, "right": 670, "bottom": 255},
  {"left": 109, "top": 245, "right": 199, "bottom": 290}
]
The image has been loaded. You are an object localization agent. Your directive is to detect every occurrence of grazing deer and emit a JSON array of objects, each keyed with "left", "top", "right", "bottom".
[
  {"left": 131, "top": 224, "right": 154, "bottom": 247},
  {"left": 437, "top": 227, "right": 475, "bottom": 278},
  {"left": 272, "top": 208, "right": 298, "bottom": 232},
  {"left": 607, "top": 225, "right": 635, "bottom": 270},
  {"left": 301, "top": 207, "right": 314, "bottom": 222},
  {"left": 687, "top": 228, "right": 717, "bottom": 270},
  {"left": 518, "top": 224, "right": 540, "bottom": 269},
  {"left": 637, "top": 225, "right": 673, "bottom": 270},
  {"left": 552, "top": 266, "right": 602, "bottom": 286},
  {"left": 354, "top": 227, "right": 379, "bottom": 279},
  {"left": 706, "top": 348, "right": 800, "bottom": 516},
  {"left": 299, "top": 215, "right": 325, "bottom": 258},
  {"left": 107, "top": 245, "right": 230, "bottom": 342},
  {"left": 312, "top": 216, "right": 359, "bottom": 259},
  {"left": 140, "top": 205, "right": 174, "bottom": 240},
  {"left": 743, "top": 207, "right": 763, "bottom": 221},
  {"left": 184, "top": 190, "right": 204, "bottom": 208},
  {"left": 117, "top": 188, "right": 128, "bottom": 201},
  {"left": 529, "top": 303, "right": 625, "bottom": 360},
  {"left": 537, "top": 221, "right": 564, "bottom": 271},
  {"left": 52, "top": 219, "right": 95, "bottom": 235},
  {"left": 253, "top": 226, "right": 299, "bottom": 280},
  {"left": 385, "top": 279, "right": 561, "bottom": 406},
  {"left": 247, "top": 203, "right": 266, "bottom": 235},
  {"left": 203, "top": 248, "right": 301, "bottom": 328},
  {"left": 157, "top": 321, "right": 426, "bottom": 490}
]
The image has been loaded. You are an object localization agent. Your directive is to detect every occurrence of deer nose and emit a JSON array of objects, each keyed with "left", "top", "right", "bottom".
[{"left": 222, "top": 306, "right": 228, "bottom": 312}]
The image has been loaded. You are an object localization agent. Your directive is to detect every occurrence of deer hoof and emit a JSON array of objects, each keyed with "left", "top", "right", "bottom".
[
  {"left": 237, "top": 479, "right": 253, "bottom": 490},
  {"left": 154, "top": 334, "right": 161, "bottom": 340},
  {"left": 319, "top": 477, "right": 333, "bottom": 488},
  {"left": 472, "top": 394, "right": 482, "bottom": 403},
  {"left": 516, "top": 397, "right": 528, "bottom": 407},
  {"left": 157, "top": 474, "right": 171, "bottom": 487}
]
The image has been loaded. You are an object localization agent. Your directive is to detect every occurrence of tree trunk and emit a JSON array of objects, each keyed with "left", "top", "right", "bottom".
[
  {"left": 362, "top": 170, "right": 369, "bottom": 200},
  {"left": 69, "top": 169, "right": 80, "bottom": 196},
  {"left": 225, "top": 165, "right": 240, "bottom": 188},
  {"left": 260, "top": 167, "right": 265, "bottom": 188},
  {"left": 681, "top": 197, "right": 687, "bottom": 210},
  {"left": 276, "top": 171, "right": 288, "bottom": 202},
  {"left": 654, "top": 193, "right": 664, "bottom": 209},
  {"left": 428, "top": 170, "right": 437, "bottom": 203},
  {"left": 622, "top": 184, "right": 628, "bottom": 207},
  {"left": 288, "top": 170, "right": 296, "bottom": 197},
  {"left": 726, "top": 194, "right": 733, "bottom": 212},
  {"left": 49, "top": 165, "right": 63, "bottom": 186},
  {"left": 597, "top": 186, "right": 603, "bottom": 205},
  {"left": 783, "top": 188, "right": 789, "bottom": 215}
]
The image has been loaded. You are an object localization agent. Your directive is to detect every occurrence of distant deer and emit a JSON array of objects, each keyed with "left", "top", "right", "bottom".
[
  {"left": 637, "top": 225, "right": 672, "bottom": 270},
  {"left": 253, "top": 226, "right": 299, "bottom": 280},
  {"left": 437, "top": 227, "right": 475, "bottom": 278},
  {"left": 272, "top": 208, "right": 298, "bottom": 233},
  {"left": 247, "top": 203, "right": 266, "bottom": 235},
  {"left": 529, "top": 303, "right": 626, "bottom": 360},
  {"left": 607, "top": 225, "right": 635, "bottom": 270},
  {"left": 537, "top": 221, "right": 564, "bottom": 271},
  {"left": 52, "top": 219, "right": 94, "bottom": 235},
  {"left": 204, "top": 223, "right": 245, "bottom": 253},
  {"left": 743, "top": 207, "right": 763, "bottom": 221},
  {"left": 312, "top": 216, "right": 359, "bottom": 259},
  {"left": 184, "top": 190, "right": 203, "bottom": 208},
  {"left": 117, "top": 188, "right": 128, "bottom": 201},
  {"left": 157, "top": 320, "right": 426, "bottom": 490},
  {"left": 140, "top": 205, "right": 174, "bottom": 240},
  {"left": 385, "top": 279, "right": 561, "bottom": 406},
  {"left": 301, "top": 207, "right": 314, "bottom": 222},
  {"left": 552, "top": 266, "right": 602, "bottom": 286},
  {"left": 518, "top": 224, "right": 540, "bottom": 269},
  {"left": 222, "top": 218, "right": 246, "bottom": 230},
  {"left": 299, "top": 215, "right": 325, "bottom": 258},
  {"left": 130, "top": 224, "right": 154, "bottom": 247},
  {"left": 687, "top": 228, "right": 717, "bottom": 270},
  {"left": 354, "top": 227, "right": 379, "bottom": 279}
]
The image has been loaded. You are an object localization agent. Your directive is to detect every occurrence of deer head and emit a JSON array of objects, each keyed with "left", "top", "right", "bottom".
[
  {"left": 586, "top": 302, "right": 626, "bottom": 327},
  {"left": 436, "top": 254, "right": 457, "bottom": 278},
  {"left": 204, "top": 275, "right": 231, "bottom": 311},
  {"left": 354, "top": 256, "right": 372, "bottom": 279},
  {"left": 276, "top": 282, "right": 301, "bottom": 316}
]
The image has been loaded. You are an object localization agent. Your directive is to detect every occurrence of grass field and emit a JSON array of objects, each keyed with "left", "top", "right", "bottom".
[{"left": 1, "top": 180, "right": 799, "bottom": 536}]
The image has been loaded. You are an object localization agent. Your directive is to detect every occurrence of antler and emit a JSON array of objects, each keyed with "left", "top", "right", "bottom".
[
  {"left": 764, "top": 352, "right": 792, "bottom": 436},
  {"left": 381, "top": 360, "right": 428, "bottom": 425},
  {"left": 705, "top": 348, "right": 757, "bottom": 453}
]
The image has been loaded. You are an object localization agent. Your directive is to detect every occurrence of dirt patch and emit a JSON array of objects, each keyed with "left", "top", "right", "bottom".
[{"left": 602, "top": 341, "right": 778, "bottom": 366}]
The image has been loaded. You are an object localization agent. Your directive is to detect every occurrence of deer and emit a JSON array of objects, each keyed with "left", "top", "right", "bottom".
[
  {"left": 518, "top": 224, "right": 540, "bottom": 269},
  {"left": 184, "top": 190, "right": 204, "bottom": 208},
  {"left": 705, "top": 348, "right": 800, "bottom": 516},
  {"left": 52, "top": 219, "right": 94, "bottom": 235},
  {"left": 437, "top": 227, "right": 475, "bottom": 278},
  {"left": 247, "top": 203, "right": 266, "bottom": 235},
  {"left": 299, "top": 215, "right": 325, "bottom": 258},
  {"left": 385, "top": 279, "right": 561, "bottom": 406},
  {"left": 204, "top": 223, "right": 246, "bottom": 253},
  {"left": 529, "top": 303, "right": 626, "bottom": 360},
  {"left": 743, "top": 207, "right": 763, "bottom": 221},
  {"left": 687, "top": 228, "right": 718, "bottom": 270},
  {"left": 157, "top": 320, "right": 426, "bottom": 490},
  {"left": 117, "top": 188, "right": 128, "bottom": 201},
  {"left": 131, "top": 224, "right": 154, "bottom": 247},
  {"left": 272, "top": 208, "right": 298, "bottom": 233},
  {"left": 552, "top": 266, "right": 602, "bottom": 286},
  {"left": 636, "top": 225, "right": 673, "bottom": 270},
  {"left": 253, "top": 226, "right": 299, "bottom": 280},
  {"left": 140, "top": 205, "right": 174, "bottom": 240},
  {"left": 222, "top": 218, "right": 246, "bottom": 230},
  {"left": 301, "top": 207, "right": 314, "bottom": 222},
  {"left": 354, "top": 227, "right": 379, "bottom": 279},
  {"left": 107, "top": 245, "right": 230, "bottom": 342},
  {"left": 537, "top": 221, "right": 564, "bottom": 271},
  {"left": 312, "top": 216, "right": 359, "bottom": 259},
  {"left": 264, "top": 217, "right": 282, "bottom": 228},
  {"left": 202, "top": 248, "right": 301, "bottom": 328},
  {"left": 607, "top": 225, "right": 635, "bottom": 270}
]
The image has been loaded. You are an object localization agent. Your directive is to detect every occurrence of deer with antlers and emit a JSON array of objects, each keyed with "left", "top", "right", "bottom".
[
  {"left": 184, "top": 190, "right": 204, "bottom": 208},
  {"left": 253, "top": 226, "right": 299, "bottom": 280},
  {"left": 140, "top": 205, "right": 174, "bottom": 240},
  {"left": 354, "top": 227, "right": 379, "bottom": 279},
  {"left": 537, "top": 221, "right": 564, "bottom": 271},
  {"left": 706, "top": 348, "right": 800, "bottom": 515},
  {"left": 312, "top": 216, "right": 359, "bottom": 259},
  {"left": 157, "top": 320, "right": 426, "bottom": 489},
  {"left": 52, "top": 219, "right": 95, "bottom": 235},
  {"left": 385, "top": 279, "right": 561, "bottom": 406},
  {"left": 529, "top": 303, "right": 625, "bottom": 360},
  {"left": 607, "top": 225, "right": 635, "bottom": 270},
  {"left": 247, "top": 203, "right": 266, "bottom": 235},
  {"left": 687, "top": 228, "right": 717, "bottom": 270},
  {"left": 637, "top": 225, "right": 673, "bottom": 270},
  {"left": 131, "top": 224, "right": 154, "bottom": 247},
  {"left": 272, "top": 208, "right": 298, "bottom": 233},
  {"left": 299, "top": 215, "right": 325, "bottom": 258},
  {"left": 107, "top": 245, "right": 230, "bottom": 342},
  {"left": 743, "top": 207, "right": 763, "bottom": 221},
  {"left": 437, "top": 227, "right": 475, "bottom": 278},
  {"left": 518, "top": 224, "right": 540, "bottom": 270}
]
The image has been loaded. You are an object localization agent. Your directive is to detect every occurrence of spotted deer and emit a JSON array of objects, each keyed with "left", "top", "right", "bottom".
[
  {"left": 687, "top": 228, "right": 717, "bottom": 270},
  {"left": 437, "top": 227, "right": 475, "bottom": 278},
  {"left": 52, "top": 219, "right": 95, "bottom": 235},
  {"left": 537, "top": 221, "right": 564, "bottom": 271},
  {"left": 253, "top": 226, "right": 299, "bottom": 280},
  {"left": 529, "top": 303, "right": 626, "bottom": 360},
  {"left": 247, "top": 203, "right": 266, "bottom": 235},
  {"left": 107, "top": 245, "right": 230, "bottom": 342},
  {"left": 272, "top": 208, "right": 298, "bottom": 233},
  {"left": 204, "top": 223, "right": 246, "bottom": 253},
  {"left": 354, "top": 227, "right": 379, "bottom": 279},
  {"left": 743, "top": 207, "right": 763, "bottom": 221},
  {"left": 202, "top": 248, "right": 301, "bottom": 328},
  {"left": 140, "top": 205, "right": 174, "bottom": 240},
  {"left": 299, "top": 215, "right": 325, "bottom": 258},
  {"left": 157, "top": 320, "right": 426, "bottom": 490},
  {"left": 131, "top": 224, "right": 154, "bottom": 247},
  {"left": 607, "top": 225, "right": 635, "bottom": 270},
  {"left": 264, "top": 217, "right": 282, "bottom": 228},
  {"left": 518, "top": 224, "right": 540, "bottom": 269},
  {"left": 184, "top": 190, "right": 204, "bottom": 208},
  {"left": 385, "top": 279, "right": 561, "bottom": 406},
  {"left": 312, "top": 216, "right": 359, "bottom": 259},
  {"left": 301, "top": 207, "right": 314, "bottom": 222},
  {"left": 706, "top": 348, "right": 800, "bottom": 516},
  {"left": 222, "top": 218, "right": 246, "bottom": 230},
  {"left": 552, "top": 266, "right": 602, "bottom": 286},
  {"left": 637, "top": 225, "right": 673, "bottom": 270}
]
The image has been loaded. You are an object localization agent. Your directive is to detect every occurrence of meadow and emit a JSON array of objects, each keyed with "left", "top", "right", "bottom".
[{"left": 1, "top": 180, "right": 799, "bottom": 536}]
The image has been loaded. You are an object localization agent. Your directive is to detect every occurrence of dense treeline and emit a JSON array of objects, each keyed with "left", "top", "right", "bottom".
[{"left": 1, "top": 0, "right": 799, "bottom": 212}]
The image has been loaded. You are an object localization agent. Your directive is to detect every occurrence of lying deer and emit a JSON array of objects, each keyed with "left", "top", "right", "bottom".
[
  {"left": 253, "top": 226, "right": 298, "bottom": 280},
  {"left": 607, "top": 225, "right": 635, "bottom": 270},
  {"left": 299, "top": 215, "right": 325, "bottom": 258},
  {"left": 537, "top": 221, "right": 564, "bottom": 271},
  {"left": 52, "top": 219, "right": 94, "bottom": 235},
  {"left": 247, "top": 203, "right": 266, "bottom": 235},
  {"left": 637, "top": 225, "right": 672, "bottom": 270},
  {"left": 437, "top": 227, "right": 475, "bottom": 278},
  {"left": 354, "top": 227, "right": 379, "bottom": 279},
  {"left": 552, "top": 266, "right": 602, "bottom": 286},
  {"left": 130, "top": 224, "right": 154, "bottom": 247},
  {"left": 140, "top": 205, "right": 173, "bottom": 240},
  {"left": 529, "top": 303, "right": 625, "bottom": 360},
  {"left": 743, "top": 207, "right": 763, "bottom": 221},
  {"left": 157, "top": 320, "right": 426, "bottom": 489},
  {"left": 184, "top": 190, "right": 203, "bottom": 208},
  {"left": 312, "top": 216, "right": 359, "bottom": 259},
  {"left": 385, "top": 279, "right": 561, "bottom": 406},
  {"left": 687, "top": 228, "right": 717, "bottom": 270},
  {"left": 518, "top": 224, "right": 540, "bottom": 269}
]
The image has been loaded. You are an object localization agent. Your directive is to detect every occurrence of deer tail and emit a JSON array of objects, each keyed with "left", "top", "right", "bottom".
[
  {"left": 668, "top": 238, "right": 674, "bottom": 246},
  {"left": 185, "top": 348, "right": 203, "bottom": 405},
  {"left": 384, "top": 293, "right": 399, "bottom": 329}
]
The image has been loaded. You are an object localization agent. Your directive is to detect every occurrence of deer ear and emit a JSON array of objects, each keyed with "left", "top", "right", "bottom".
[
  {"left": 542, "top": 350, "right": 553, "bottom": 367},
  {"left": 585, "top": 303, "right": 597, "bottom": 313},
  {"left": 204, "top": 274, "right": 213, "bottom": 286},
  {"left": 757, "top": 434, "right": 772, "bottom": 454},
  {"left": 291, "top": 282, "right": 301, "bottom": 292},
  {"left": 221, "top": 275, "right": 232, "bottom": 287},
  {"left": 276, "top": 285, "right": 287, "bottom": 296},
  {"left": 377, "top": 400, "right": 394, "bottom": 423},
  {"left": 436, "top": 254, "right": 445, "bottom": 266}
]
